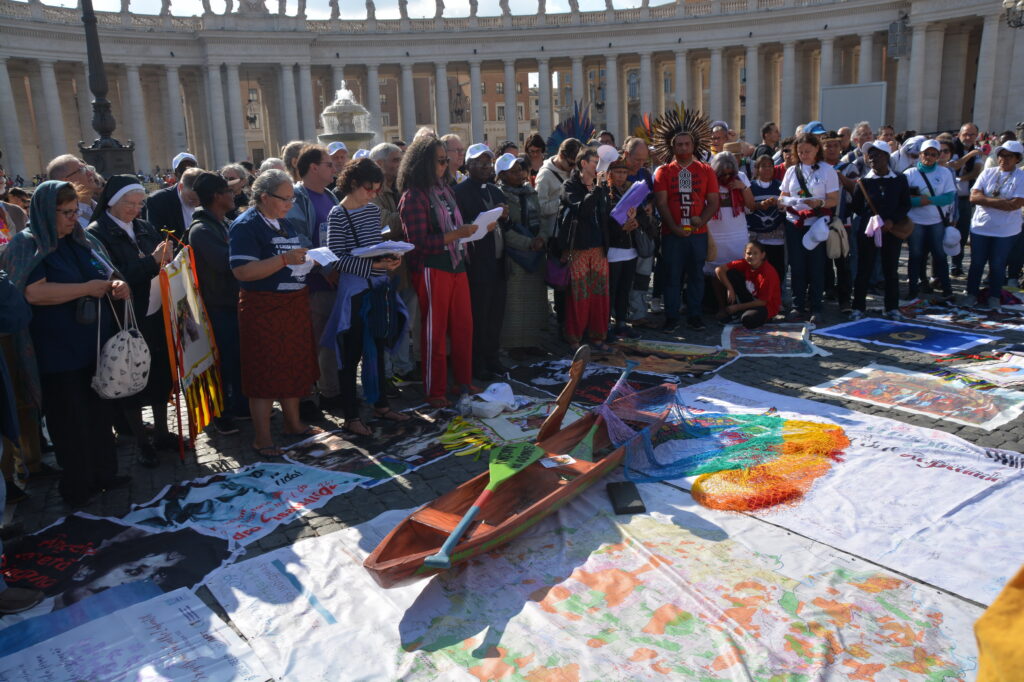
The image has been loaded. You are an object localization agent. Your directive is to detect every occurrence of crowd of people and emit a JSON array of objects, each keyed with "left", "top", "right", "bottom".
[{"left": 0, "top": 112, "right": 1023, "bottom": 613}]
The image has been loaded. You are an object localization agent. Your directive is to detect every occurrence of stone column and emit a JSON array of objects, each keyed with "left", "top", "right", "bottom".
[
  {"left": 0, "top": 58, "right": 25, "bottom": 178},
  {"left": 972, "top": 14, "right": 1000, "bottom": 131},
  {"left": 604, "top": 54, "right": 619, "bottom": 142},
  {"left": 400, "top": 62, "right": 416, "bottom": 143},
  {"left": 332, "top": 64, "right": 345, "bottom": 92},
  {"left": 503, "top": 59, "right": 517, "bottom": 142},
  {"left": 206, "top": 64, "right": 230, "bottom": 168},
  {"left": 165, "top": 65, "right": 187, "bottom": 153},
  {"left": 469, "top": 60, "right": 483, "bottom": 143},
  {"left": 780, "top": 41, "right": 796, "bottom": 136},
  {"left": 674, "top": 50, "right": 687, "bottom": 105},
  {"left": 708, "top": 47, "right": 724, "bottom": 120},
  {"left": 278, "top": 64, "right": 300, "bottom": 142},
  {"left": 921, "top": 25, "right": 945, "bottom": 133},
  {"left": 571, "top": 56, "right": 584, "bottom": 105},
  {"left": 434, "top": 61, "right": 450, "bottom": 136},
  {"left": 745, "top": 44, "right": 759, "bottom": 135},
  {"left": 298, "top": 63, "right": 315, "bottom": 140},
  {"left": 906, "top": 23, "right": 927, "bottom": 131},
  {"left": 38, "top": 59, "right": 67, "bottom": 161},
  {"left": 858, "top": 33, "right": 873, "bottom": 84},
  {"left": 537, "top": 58, "right": 552, "bottom": 138},
  {"left": 365, "top": 63, "right": 382, "bottom": 132},
  {"left": 639, "top": 51, "right": 654, "bottom": 116},
  {"left": 819, "top": 36, "right": 834, "bottom": 91},
  {"left": 225, "top": 63, "right": 247, "bottom": 162},
  {"left": 123, "top": 65, "right": 152, "bottom": 174},
  {"left": 75, "top": 67, "right": 93, "bottom": 146}
]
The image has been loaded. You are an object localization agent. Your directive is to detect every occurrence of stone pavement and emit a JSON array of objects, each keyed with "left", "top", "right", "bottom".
[{"left": 9, "top": 267, "right": 1024, "bottom": 622}]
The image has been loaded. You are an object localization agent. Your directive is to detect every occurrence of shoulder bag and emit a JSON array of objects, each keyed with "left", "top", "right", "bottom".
[
  {"left": 341, "top": 207, "right": 400, "bottom": 346},
  {"left": 919, "top": 172, "right": 953, "bottom": 227},
  {"left": 92, "top": 296, "right": 151, "bottom": 399},
  {"left": 856, "top": 179, "right": 914, "bottom": 240}
]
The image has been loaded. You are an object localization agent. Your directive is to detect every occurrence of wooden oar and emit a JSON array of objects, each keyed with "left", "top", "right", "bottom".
[
  {"left": 535, "top": 345, "right": 592, "bottom": 443},
  {"left": 423, "top": 441, "right": 545, "bottom": 570},
  {"left": 566, "top": 359, "right": 638, "bottom": 463}
]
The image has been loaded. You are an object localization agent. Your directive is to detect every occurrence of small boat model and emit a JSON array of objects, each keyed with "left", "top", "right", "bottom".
[{"left": 364, "top": 348, "right": 673, "bottom": 588}]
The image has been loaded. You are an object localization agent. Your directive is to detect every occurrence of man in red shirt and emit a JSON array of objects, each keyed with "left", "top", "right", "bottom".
[
  {"left": 714, "top": 240, "right": 781, "bottom": 329},
  {"left": 653, "top": 132, "right": 720, "bottom": 331}
]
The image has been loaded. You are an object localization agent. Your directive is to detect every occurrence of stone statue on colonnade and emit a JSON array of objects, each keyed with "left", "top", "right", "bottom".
[
  {"left": 398, "top": 0, "right": 408, "bottom": 19},
  {"left": 365, "top": 0, "right": 375, "bottom": 19},
  {"left": 469, "top": 0, "right": 477, "bottom": 16},
  {"left": 435, "top": 0, "right": 444, "bottom": 19}
]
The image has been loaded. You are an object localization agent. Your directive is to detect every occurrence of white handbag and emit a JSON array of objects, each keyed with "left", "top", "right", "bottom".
[{"left": 91, "top": 296, "right": 152, "bottom": 399}]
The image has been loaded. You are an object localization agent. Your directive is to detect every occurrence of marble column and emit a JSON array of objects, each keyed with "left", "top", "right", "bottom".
[
  {"left": 537, "top": 58, "right": 552, "bottom": 138},
  {"left": 434, "top": 61, "right": 450, "bottom": 136},
  {"left": 745, "top": 44, "right": 759, "bottom": 134},
  {"left": 639, "top": 51, "right": 654, "bottom": 116},
  {"left": 674, "top": 50, "right": 687, "bottom": 105},
  {"left": 780, "top": 41, "right": 796, "bottom": 136},
  {"left": 279, "top": 64, "right": 300, "bottom": 142},
  {"left": 571, "top": 56, "right": 584, "bottom": 105},
  {"left": 819, "top": 36, "right": 834, "bottom": 91},
  {"left": 38, "top": 59, "right": 67, "bottom": 161},
  {"left": 0, "top": 58, "right": 25, "bottom": 177},
  {"left": 921, "top": 25, "right": 945, "bottom": 133},
  {"left": 503, "top": 59, "right": 517, "bottom": 142},
  {"left": 604, "top": 54, "right": 619, "bottom": 142},
  {"left": 75, "top": 67, "right": 93, "bottom": 146},
  {"left": 858, "top": 33, "right": 874, "bottom": 84},
  {"left": 165, "top": 65, "right": 187, "bottom": 154},
  {"left": 972, "top": 14, "right": 1000, "bottom": 131},
  {"left": 469, "top": 60, "right": 483, "bottom": 143},
  {"left": 332, "top": 64, "right": 345, "bottom": 92},
  {"left": 365, "top": 63, "right": 382, "bottom": 132},
  {"left": 298, "top": 63, "right": 315, "bottom": 140},
  {"left": 708, "top": 47, "right": 724, "bottom": 119},
  {"left": 206, "top": 64, "right": 230, "bottom": 168},
  {"left": 225, "top": 63, "right": 246, "bottom": 162},
  {"left": 400, "top": 62, "right": 416, "bottom": 143},
  {"left": 123, "top": 65, "right": 152, "bottom": 174},
  {"left": 906, "top": 23, "right": 927, "bottom": 131}
]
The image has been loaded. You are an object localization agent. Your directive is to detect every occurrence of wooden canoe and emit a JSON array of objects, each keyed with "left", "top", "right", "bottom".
[{"left": 363, "top": 382, "right": 674, "bottom": 588}]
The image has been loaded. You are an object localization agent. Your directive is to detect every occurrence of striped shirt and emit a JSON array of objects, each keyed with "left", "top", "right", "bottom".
[{"left": 327, "top": 202, "right": 387, "bottom": 279}]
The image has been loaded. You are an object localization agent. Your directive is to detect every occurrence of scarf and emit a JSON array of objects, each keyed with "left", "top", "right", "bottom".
[
  {"left": 716, "top": 172, "right": 746, "bottom": 218},
  {"left": 916, "top": 161, "right": 937, "bottom": 174},
  {"left": 500, "top": 182, "right": 541, "bottom": 235},
  {"left": 0, "top": 181, "right": 113, "bottom": 408},
  {"left": 428, "top": 183, "right": 464, "bottom": 269}
]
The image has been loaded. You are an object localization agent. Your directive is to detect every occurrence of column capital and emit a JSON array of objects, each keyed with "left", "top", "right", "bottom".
[
  {"left": 435, "top": 61, "right": 448, "bottom": 69},
  {"left": 125, "top": 63, "right": 140, "bottom": 73},
  {"left": 37, "top": 57, "right": 57, "bottom": 66},
  {"left": 401, "top": 62, "right": 414, "bottom": 73}
]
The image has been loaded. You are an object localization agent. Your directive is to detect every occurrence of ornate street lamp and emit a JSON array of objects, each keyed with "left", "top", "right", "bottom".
[
  {"left": 1003, "top": 0, "right": 1024, "bottom": 28},
  {"left": 78, "top": 0, "right": 135, "bottom": 176}
]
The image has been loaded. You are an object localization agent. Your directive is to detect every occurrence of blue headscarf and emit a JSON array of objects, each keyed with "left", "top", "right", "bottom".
[{"left": 0, "top": 181, "right": 112, "bottom": 407}]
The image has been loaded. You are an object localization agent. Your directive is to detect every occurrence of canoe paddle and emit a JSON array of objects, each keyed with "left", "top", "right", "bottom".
[
  {"left": 566, "top": 359, "right": 638, "bottom": 462},
  {"left": 536, "top": 344, "right": 592, "bottom": 443},
  {"left": 423, "top": 441, "right": 545, "bottom": 570}
]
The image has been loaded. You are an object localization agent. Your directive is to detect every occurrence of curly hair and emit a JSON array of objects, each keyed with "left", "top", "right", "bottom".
[
  {"left": 337, "top": 158, "right": 385, "bottom": 196},
  {"left": 397, "top": 136, "right": 445, "bottom": 194}
]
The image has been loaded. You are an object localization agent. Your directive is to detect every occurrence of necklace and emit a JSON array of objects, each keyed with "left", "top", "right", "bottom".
[{"left": 991, "top": 170, "right": 1014, "bottom": 198}]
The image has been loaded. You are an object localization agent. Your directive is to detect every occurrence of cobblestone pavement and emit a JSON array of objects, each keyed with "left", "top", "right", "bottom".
[{"left": 9, "top": 266, "right": 1022, "bottom": 622}]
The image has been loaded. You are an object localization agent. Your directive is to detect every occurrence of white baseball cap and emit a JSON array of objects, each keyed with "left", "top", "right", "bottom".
[
  {"left": 353, "top": 149, "right": 370, "bottom": 160},
  {"left": 995, "top": 140, "right": 1024, "bottom": 158},
  {"left": 327, "top": 141, "right": 348, "bottom": 155},
  {"left": 596, "top": 144, "right": 619, "bottom": 173},
  {"left": 861, "top": 140, "right": 891, "bottom": 156},
  {"left": 494, "top": 153, "right": 518, "bottom": 174},
  {"left": 171, "top": 152, "right": 197, "bottom": 170},
  {"left": 466, "top": 143, "right": 494, "bottom": 160},
  {"left": 943, "top": 226, "right": 961, "bottom": 257},
  {"left": 920, "top": 139, "right": 942, "bottom": 154},
  {"left": 802, "top": 216, "right": 830, "bottom": 251}
]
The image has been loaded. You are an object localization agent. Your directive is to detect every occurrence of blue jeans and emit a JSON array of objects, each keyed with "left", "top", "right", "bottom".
[
  {"left": 967, "top": 232, "right": 1014, "bottom": 299},
  {"left": 908, "top": 222, "right": 951, "bottom": 296},
  {"left": 784, "top": 222, "right": 826, "bottom": 313},
  {"left": 208, "top": 307, "right": 247, "bottom": 418},
  {"left": 952, "top": 196, "right": 973, "bottom": 269},
  {"left": 662, "top": 231, "right": 707, "bottom": 321}
]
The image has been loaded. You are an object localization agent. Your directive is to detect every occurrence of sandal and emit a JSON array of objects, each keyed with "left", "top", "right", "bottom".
[
  {"left": 343, "top": 419, "right": 373, "bottom": 437},
  {"left": 427, "top": 397, "right": 451, "bottom": 408},
  {"left": 252, "top": 444, "right": 284, "bottom": 457},
  {"left": 283, "top": 425, "right": 326, "bottom": 438},
  {"left": 374, "top": 407, "right": 411, "bottom": 422}
]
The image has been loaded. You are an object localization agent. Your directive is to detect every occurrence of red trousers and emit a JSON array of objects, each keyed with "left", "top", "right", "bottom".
[
  {"left": 565, "top": 247, "right": 610, "bottom": 342},
  {"left": 413, "top": 267, "right": 473, "bottom": 399}
]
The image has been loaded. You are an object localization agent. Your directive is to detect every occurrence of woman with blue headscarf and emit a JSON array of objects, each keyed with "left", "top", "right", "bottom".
[{"left": 0, "top": 181, "right": 131, "bottom": 508}]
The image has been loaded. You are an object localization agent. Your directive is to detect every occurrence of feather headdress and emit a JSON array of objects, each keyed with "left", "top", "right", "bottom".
[
  {"left": 649, "top": 104, "right": 712, "bottom": 165},
  {"left": 546, "top": 101, "right": 595, "bottom": 158}
]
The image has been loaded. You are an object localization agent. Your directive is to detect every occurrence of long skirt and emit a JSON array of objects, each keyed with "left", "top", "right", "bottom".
[
  {"left": 238, "top": 288, "right": 319, "bottom": 399},
  {"left": 502, "top": 259, "right": 548, "bottom": 348},
  {"left": 565, "top": 247, "right": 610, "bottom": 342}
]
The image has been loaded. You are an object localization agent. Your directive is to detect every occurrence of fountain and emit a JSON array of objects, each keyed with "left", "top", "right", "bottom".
[{"left": 318, "top": 81, "right": 377, "bottom": 150}]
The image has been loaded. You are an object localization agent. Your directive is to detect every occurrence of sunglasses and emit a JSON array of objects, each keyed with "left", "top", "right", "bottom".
[
  {"left": 57, "top": 207, "right": 81, "bottom": 218},
  {"left": 268, "top": 191, "right": 296, "bottom": 203},
  {"left": 436, "top": 157, "right": 450, "bottom": 166}
]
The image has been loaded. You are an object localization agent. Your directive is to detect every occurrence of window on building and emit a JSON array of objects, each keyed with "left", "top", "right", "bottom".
[
  {"left": 496, "top": 82, "right": 505, "bottom": 95},
  {"left": 516, "top": 82, "right": 522, "bottom": 94},
  {"left": 628, "top": 71, "right": 639, "bottom": 100},
  {"left": 497, "top": 104, "right": 505, "bottom": 121},
  {"left": 248, "top": 88, "right": 258, "bottom": 102},
  {"left": 382, "top": 112, "right": 390, "bottom": 126},
  {"left": 517, "top": 103, "right": 524, "bottom": 121},
  {"left": 482, "top": 104, "right": 488, "bottom": 121},
  {"left": 380, "top": 93, "right": 387, "bottom": 105},
  {"left": 480, "top": 82, "right": 486, "bottom": 94}
]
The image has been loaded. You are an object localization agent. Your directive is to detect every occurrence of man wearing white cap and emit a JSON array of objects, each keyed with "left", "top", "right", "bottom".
[
  {"left": 143, "top": 152, "right": 202, "bottom": 244},
  {"left": 327, "top": 141, "right": 349, "bottom": 176},
  {"left": 904, "top": 139, "right": 956, "bottom": 301},
  {"left": 453, "top": 143, "right": 507, "bottom": 380}
]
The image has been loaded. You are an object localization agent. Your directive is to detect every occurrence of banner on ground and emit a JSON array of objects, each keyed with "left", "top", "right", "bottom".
[
  {"left": 721, "top": 323, "right": 828, "bottom": 357},
  {"left": 814, "top": 318, "right": 998, "bottom": 355},
  {"left": 950, "top": 353, "right": 1024, "bottom": 388},
  {"left": 605, "top": 339, "right": 739, "bottom": 375},
  {"left": 206, "top": 482, "right": 979, "bottom": 681},
  {"left": 508, "top": 359, "right": 673, "bottom": 406}
]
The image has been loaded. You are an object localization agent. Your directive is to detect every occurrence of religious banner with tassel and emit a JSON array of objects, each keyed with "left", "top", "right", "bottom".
[{"left": 160, "top": 245, "right": 224, "bottom": 455}]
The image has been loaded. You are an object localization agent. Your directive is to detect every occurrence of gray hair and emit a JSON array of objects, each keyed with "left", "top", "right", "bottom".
[
  {"left": 710, "top": 151, "right": 739, "bottom": 175},
  {"left": 258, "top": 157, "right": 286, "bottom": 174},
  {"left": 251, "top": 169, "right": 292, "bottom": 207},
  {"left": 45, "top": 154, "right": 83, "bottom": 180},
  {"left": 369, "top": 142, "right": 401, "bottom": 162},
  {"left": 220, "top": 163, "right": 247, "bottom": 180},
  {"left": 440, "top": 133, "right": 463, "bottom": 148},
  {"left": 854, "top": 121, "right": 872, "bottom": 134}
]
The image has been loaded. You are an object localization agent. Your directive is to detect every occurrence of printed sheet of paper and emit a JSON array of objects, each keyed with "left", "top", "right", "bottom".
[{"left": 460, "top": 207, "right": 503, "bottom": 244}]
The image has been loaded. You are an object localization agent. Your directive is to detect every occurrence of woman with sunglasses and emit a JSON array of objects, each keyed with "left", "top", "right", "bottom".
[
  {"left": 524, "top": 134, "right": 546, "bottom": 187},
  {"left": 904, "top": 140, "right": 956, "bottom": 302},
  {"left": 229, "top": 169, "right": 319, "bottom": 457}
]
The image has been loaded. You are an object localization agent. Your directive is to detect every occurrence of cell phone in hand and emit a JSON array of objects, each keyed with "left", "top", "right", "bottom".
[{"left": 607, "top": 481, "right": 645, "bottom": 515}]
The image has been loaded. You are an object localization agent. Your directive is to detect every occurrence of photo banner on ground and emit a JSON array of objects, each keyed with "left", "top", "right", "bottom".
[
  {"left": 720, "top": 323, "right": 829, "bottom": 357},
  {"left": 814, "top": 318, "right": 999, "bottom": 355}
]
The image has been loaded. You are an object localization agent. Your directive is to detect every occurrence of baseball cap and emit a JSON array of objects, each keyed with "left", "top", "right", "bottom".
[
  {"left": 995, "top": 140, "right": 1024, "bottom": 158},
  {"left": 494, "top": 152, "right": 518, "bottom": 174},
  {"left": 172, "top": 152, "right": 197, "bottom": 170},
  {"left": 327, "top": 141, "right": 348, "bottom": 155},
  {"left": 805, "top": 121, "right": 827, "bottom": 135},
  {"left": 595, "top": 144, "right": 619, "bottom": 173},
  {"left": 353, "top": 149, "right": 370, "bottom": 160},
  {"left": 466, "top": 143, "right": 493, "bottom": 160},
  {"left": 802, "top": 216, "right": 830, "bottom": 251},
  {"left": 942, "top": 226, "right": 961, "bottom": 257},
  {"left": 861, "top": 140, "right": 892, "bottom": 156},
  {"left": 920, "top": 139, "right": 941, "bottom": 154}
]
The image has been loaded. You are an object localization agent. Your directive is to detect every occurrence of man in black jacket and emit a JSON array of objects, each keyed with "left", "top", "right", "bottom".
[
  {"left": 144, "top": 156, "right": 201, "bottom": 245},
  {"left": 453, "top": 143, "right": 508, "bottom": 381},
  {"left": 187, "top": 173, "right": 245, "bottom": 433}
]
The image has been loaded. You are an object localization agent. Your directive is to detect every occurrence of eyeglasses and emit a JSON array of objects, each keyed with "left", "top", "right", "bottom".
[
  {"left": 57, "top": 207, "right": 81, "bottom": 218},
  {"left": 436, "top": 157, "right": 450, "bottom": 166},
  {"left": 362, "top": 184, "right": 382, "bottom": 194},
  {"left": 268, "top": 191, "right": 296, "bottom": 203},
  {"left": 64, "top": 166, "right": 86, "bottom": 180}
]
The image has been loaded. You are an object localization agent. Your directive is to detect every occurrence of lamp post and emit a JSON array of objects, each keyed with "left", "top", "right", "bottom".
[
  {"left": 78, "top": 0, "right": 135, "bottom": 177},
  {"left": 1004, "top": 0, "right": 1024, "bottom": 27}
]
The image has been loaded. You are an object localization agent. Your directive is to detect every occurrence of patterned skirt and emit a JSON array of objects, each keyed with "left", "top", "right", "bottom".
[
  {"left": 238, "top": 288, "right": 319, "bottom": 399},
  {"left": 566, "top": 247, "right": 610, "bottom": 341}
]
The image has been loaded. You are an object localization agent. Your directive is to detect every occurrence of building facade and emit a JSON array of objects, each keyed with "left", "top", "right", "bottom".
[{"left": 0, "top": 0, "right": 1020, "bottom": 177}]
